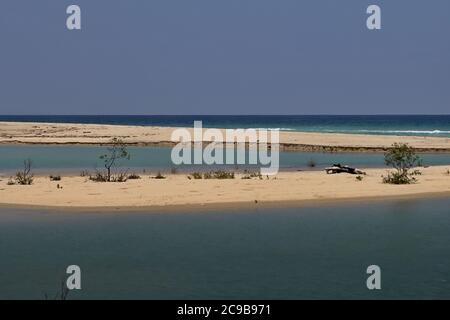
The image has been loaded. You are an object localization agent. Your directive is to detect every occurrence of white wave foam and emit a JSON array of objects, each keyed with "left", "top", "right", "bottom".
[
  {"left": 355, "top": 129, "right": 450, "bottom": 135},
  {"left": 253, "top": 128, "right": 295, "bottom": 131}
]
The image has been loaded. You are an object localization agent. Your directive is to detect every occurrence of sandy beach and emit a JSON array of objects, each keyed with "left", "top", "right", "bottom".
[
  {"left": 2, "top": 121, "right": 450, "bottom": 152},
  {"left": 1, "top": 121, "right": 450, "bottom": 209},
  {"left": 1, "top": 166, "right": 450, "bottom": 209}
]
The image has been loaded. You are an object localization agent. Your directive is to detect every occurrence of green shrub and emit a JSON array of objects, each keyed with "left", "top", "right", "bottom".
[
  {"left": 383, "top": 171, "right": 416, "bottom": 185},
  {"left": 50, "top": 175, "right": 61, "bottom": 181},
  {"left": 383, "top": 143, "right": 421, "bottom": 185}
]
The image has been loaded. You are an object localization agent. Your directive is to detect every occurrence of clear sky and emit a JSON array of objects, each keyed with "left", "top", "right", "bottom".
[{"left": 0, "top": 0, "right": 449, "bottom": 115}]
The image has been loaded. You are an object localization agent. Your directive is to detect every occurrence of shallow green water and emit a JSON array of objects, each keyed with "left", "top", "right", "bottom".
[
  {"left": 0, "top": 145, "right": 449, "bottom": 173},
  {"left": 1, "top": 197, "right": 450, "bottom": 299}
]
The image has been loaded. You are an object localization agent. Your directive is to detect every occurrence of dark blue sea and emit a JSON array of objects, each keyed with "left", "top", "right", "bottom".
[{"left": 1, "top": 115, "right": 450, "bottom": 137}]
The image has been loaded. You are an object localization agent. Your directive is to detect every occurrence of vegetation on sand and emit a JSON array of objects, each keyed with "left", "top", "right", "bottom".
[
  {"left": 14, "top": 159, "right": 34, "bottom": 185},
  {"left": 96, "top": 138, "right": 130, "bottom": 182},
  {"left": 382, "top": 143, "right": 422, "bottom": 185},
  {"left": 189, "top": 171, "right": 235, "bottom": 180}
]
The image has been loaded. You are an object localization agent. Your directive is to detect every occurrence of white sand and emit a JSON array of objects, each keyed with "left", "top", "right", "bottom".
[
  {"left": 1, "top": 167, "right": 449, "bottom": 209},
  {"left": 1, "top": 121, "right": 450, "bottom": 151}
]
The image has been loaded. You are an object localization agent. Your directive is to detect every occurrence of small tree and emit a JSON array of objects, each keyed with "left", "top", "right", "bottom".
[
  {"left": 383, "top": 143, "right": 421, "bottom": 184},
  {"left": 99, "top": 138, "right": 130, "bottom": 182},
  {"left": 15, "top": 159, "right": 34, "bottom": 185}
]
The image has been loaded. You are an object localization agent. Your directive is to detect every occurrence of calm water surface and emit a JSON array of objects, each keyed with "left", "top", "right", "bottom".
[
  {"left": 1, "top": 197, "right": 450, "bottom": 299},
  {"left": 1, "top": 145, "right": 449, "bottom": 174}
]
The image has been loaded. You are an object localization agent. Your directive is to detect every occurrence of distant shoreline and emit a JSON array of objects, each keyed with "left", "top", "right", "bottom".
[{"left": 2, "top": 121, "right": 450, "bottom": 153}]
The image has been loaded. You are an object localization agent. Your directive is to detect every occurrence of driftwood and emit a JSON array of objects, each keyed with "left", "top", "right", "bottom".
[{"left": 325, "top": 164, "right": 366, "bottom": 175}]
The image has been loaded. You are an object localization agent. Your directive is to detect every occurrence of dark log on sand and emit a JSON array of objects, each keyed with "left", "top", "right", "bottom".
[{"left": 325, "top": 164, "right": 366, "bottom": 175}]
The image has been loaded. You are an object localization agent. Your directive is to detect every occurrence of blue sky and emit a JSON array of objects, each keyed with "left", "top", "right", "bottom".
[{"left": 0, "top": 0, "right": 449, "bottom": 115}]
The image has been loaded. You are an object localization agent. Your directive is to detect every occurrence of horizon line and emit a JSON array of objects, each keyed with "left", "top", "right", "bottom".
[{"left": 1, "top": 114, "right": 450, "bottom": 117}]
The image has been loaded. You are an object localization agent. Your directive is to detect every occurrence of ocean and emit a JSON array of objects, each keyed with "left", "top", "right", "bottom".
[
  {"left": 1, "top": 115, "right": 450, "bottom": 137},
  {"left": 1, "top": 197, "right": 450, "bottom": 299}
]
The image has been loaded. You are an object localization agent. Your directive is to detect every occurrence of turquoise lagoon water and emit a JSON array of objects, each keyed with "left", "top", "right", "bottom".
[
  {"left": 0, "top": 145, "right": 449, "bottom": 174},
  {"left": 1, "top": 197, "right": 450, "bottom": 299}
]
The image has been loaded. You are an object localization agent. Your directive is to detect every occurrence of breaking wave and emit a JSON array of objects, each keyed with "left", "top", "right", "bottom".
[{"left": 354, "top": 129, "right": 450, "bottom": 135}]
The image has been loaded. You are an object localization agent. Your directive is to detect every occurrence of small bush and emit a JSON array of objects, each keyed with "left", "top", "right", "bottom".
[
  {"left": 241, "top": 170, "right": 262, "bottom": 180},
  {"left": 212, "top": 171, "right": 235, "bottom": 179},
  {"left": 15, "top": 159, "right": 34, "bottom": 185},
  {"left": 127, "top": 173, "right": 141, "bottom": 180},
  {"left": 111, "top": 172, "right": 128, "bottom": 182},
  {"left": 154, "top": 172, "right": 166, "bottom": 179},
  {"left": 89, "top": 170, "right": 130, "bottom": 182},
  {"left": 383, "top": 172, "right": 416, "bottom": 185},
  {"left": 7, "top": 179, "right": 15, "bottom": 185},
  {"left": 203, "top": 172, "right": 213, "bottom": 179},
  {"left": 89, "top": 172, "right": 108, "bottom": 182},
  {"left": 191, "top": 172, "right": 203, "bottom": 179},
  {"left": 50, "top": 175, "right": 61, "bottom": 181},
  {"left": 189, "top": 171, "right": 235, "bottom": 179},
  {"left": 356, "top": 175, "right": 363, "bottom": 181}
]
